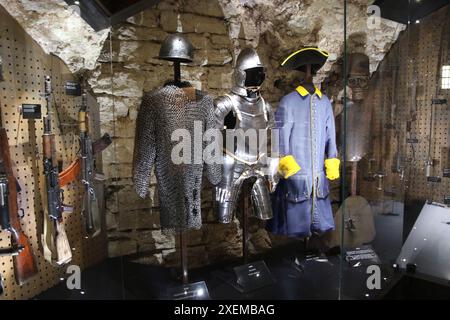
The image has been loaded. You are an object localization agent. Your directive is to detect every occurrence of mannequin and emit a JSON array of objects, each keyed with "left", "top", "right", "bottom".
[
  {"left": 214, "top": 48, "right": 299, "bottom": 263},
  {"left": 328, "top": 53, "right": 375, "bottom": 248},
  {"left": 214, "top": 48, "right": 291, "bottom": 226},
  {"left": 268, "top": 47, "right": 340, "bottom": 256},
  {"left": 133, "top": 34, "right": 221, "bottom": 285},
  {"left": 301, "top": 64, "right": 316, "bottom": 95}
]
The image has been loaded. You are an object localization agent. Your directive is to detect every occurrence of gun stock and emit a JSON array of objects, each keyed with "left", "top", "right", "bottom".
[{"left": 0, "top": 128, "right": 38, "bottom": 284}]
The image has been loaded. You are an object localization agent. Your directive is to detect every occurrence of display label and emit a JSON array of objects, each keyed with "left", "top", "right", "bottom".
[
  {"left": 444, "top": 195, "right": 450, "bottom": 205},
  {"left": 167, "top": 281, "right": 210, "bottom": 300},
  {"left": 431, "top": 98, "right": 447, "bottom": 105},
  {"left": 21, "top": 104, "right": 41, "bottom": 119},
  {"left": 427, "top": 176, "right": 442, "bottom": 183},
  {"left": 443, "top": 168, "right": 450, "bottom": 178},
  {"left": 345, "top": 245, "right": 381, "bottom": 267},
  {"left": 233, "top": 260, "right": 275, "bottom": 293},
  {"left": 65, "top": 81, "right": 81, "bottom": 96}
]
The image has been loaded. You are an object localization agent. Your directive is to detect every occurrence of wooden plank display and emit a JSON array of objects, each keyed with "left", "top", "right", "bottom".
[{"left": 0, "top": 6, "right": 107, "bottom": 300}]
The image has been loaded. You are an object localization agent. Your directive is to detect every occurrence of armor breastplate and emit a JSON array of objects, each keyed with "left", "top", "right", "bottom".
[
  {"left": 228, "top": 94, "right": 269, "bottom": 162},
  {"left": 234, "top": 96, "right": 268, "bottom": 130}
]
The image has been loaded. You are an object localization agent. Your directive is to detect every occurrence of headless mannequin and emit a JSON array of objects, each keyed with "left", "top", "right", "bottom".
[
  {"left": 293, "top": 63, "right": 329, "bottom": 264},
  {"left": 165, "top": 60, "right": 194, "bottom": 285},
  {"left": 241, "top": 67, "right": 265, "bottom": 263}
]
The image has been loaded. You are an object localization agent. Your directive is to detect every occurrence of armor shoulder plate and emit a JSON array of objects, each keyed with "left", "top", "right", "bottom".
[{"left": 215, "top": 94, "right": 238, "bottom": 128}]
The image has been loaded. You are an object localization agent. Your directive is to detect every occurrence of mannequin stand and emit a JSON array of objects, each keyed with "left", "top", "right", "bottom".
[
  {"left": 180, "top": 231, "right": 188, "bottom": 284},
  {"left": 286, "top": 63, "right": 331, "bottom": 273},
  {"left": 166, "top": 61, "right": 210, "bottom": 300},
  {"left": 214, "top": 181, "right": 275, "bottom": 294}
]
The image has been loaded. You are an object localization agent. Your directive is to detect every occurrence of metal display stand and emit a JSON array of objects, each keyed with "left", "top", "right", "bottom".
[
  {"left": 166, "top": 60, "right": 210, "bottom": 300},
  {"left": 214, "top": 184, "right": 275, "bottom": 294}
]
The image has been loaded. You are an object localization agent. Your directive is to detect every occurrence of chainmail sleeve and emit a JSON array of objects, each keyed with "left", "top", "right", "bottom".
[
  {"left": 203, "top": 94, "right": 222, "bottom": 185},
  {"left": 133, "top": 91, "right": 157, "bottom": 198}
]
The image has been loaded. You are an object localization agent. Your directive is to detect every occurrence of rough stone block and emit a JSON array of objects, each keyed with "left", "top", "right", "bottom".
[
  {"left": 185, "top": 33, "right": 209, "bottom": 49},
  {"left": 136, "top": 230, "right": 175, "bottom": 252},
  {"left": 127, "top": 9, "right": 159, "bottom": 28},
  {"left": 106, "top": 212, "right": 118, "bottom": 230},
  {"left": 160, "top": 10, "right": 179, "bottom": 32},
  {"left": 108, "top": 239, "right": 137, "bottom": 258},
  {"left": 96, "top": 95, "right": 141, "bottom": 120},
  {"left": 118, "top": 209, "right": 161, "bottom": 231},
  {"left": 100, "top": 117, "right": 136, "bottom": 138},
  {"left": 210, "top": 34, "right": 232, "bottom": 49},
  {"left": 180, "top": 13, "right": 227, "bottom": 35},
  {"left": 207, "top": 48, "right": 233, "bottom": 65},
  {"left": 116, "top": 41, "right": 161, "bottom": 65},
  {"left": 207, "top": 67, "right": 233, "bottom": 89},
  {"left": 115, "top": 25, "right": 168, "bottom": 42},
  {"left": 249, "top": 229, "right": 272, "bottom": 254},
  {"left": 102, "top": 137, "right": 134, "bottom": 164},
  {"left": 90, "top": 70, "right": 145, "bottom": 98},
  {"left": 182, "top": 0, "right": 225, "bottom": 18},
  {"left": 131, "top": 253, "right": 164, "bottom": 265},
  {"left": 106, "top": 183, "right": 154, "bottom": 213},
  {"left": 102, "top": 163, "right": 133, "bottom": 181}
]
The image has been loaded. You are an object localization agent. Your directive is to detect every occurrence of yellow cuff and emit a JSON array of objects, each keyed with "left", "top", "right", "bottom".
[
  {"left": 278, "top": 155, "right": 301, "bottom": 179},
  {"left": 325, "top": 158, "right": 340, "bottom": 180}
]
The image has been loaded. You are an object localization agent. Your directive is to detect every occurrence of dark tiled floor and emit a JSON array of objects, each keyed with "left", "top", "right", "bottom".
[{"left": 35, "top": 242, "right": 397, "bottom": 300}]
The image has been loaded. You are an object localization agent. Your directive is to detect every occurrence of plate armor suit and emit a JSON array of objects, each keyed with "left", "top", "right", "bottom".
[
  {"left": 214, "top": 48, "right": 278, "bottom": 224},
  {"left": 133, "top": 85, "right": 222, "bottom": 233}
]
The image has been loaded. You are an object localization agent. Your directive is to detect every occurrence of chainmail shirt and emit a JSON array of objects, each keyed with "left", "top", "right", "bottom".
[{"left": 133, "top": 85, "right": 222, "bottom": 233}]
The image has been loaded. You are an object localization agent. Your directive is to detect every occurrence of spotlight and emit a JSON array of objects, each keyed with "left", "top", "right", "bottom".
[
  {"left": 197, "top": 288, "right": 204, "bottom": 297},
  {"left": 69, "top": 1, "right": 81, "bottom": 16}
]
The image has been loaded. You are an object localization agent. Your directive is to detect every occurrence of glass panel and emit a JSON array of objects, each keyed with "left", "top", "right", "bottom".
[{"left": 342, "top": 0, "right": 450, "bottom": 299}]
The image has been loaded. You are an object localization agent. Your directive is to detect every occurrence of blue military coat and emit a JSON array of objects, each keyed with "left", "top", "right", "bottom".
[{"left": 267, "top": 85, "right": 338, "bottom": 237}]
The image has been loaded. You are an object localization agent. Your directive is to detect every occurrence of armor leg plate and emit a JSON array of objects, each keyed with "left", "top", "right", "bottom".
[
  {"left": 250, "top": 176, "right": 273, "bottom": 220},
  {"left": 216, "top": 155, "right": 240, "bottom": 223}
]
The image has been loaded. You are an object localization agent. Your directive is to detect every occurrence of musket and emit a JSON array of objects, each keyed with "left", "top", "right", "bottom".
[
  {"left": 40, "top": 75, "right": 73, "bottom": 265},
  {"left": 79, "top": 91, "right": 111, "bottom": 237}
]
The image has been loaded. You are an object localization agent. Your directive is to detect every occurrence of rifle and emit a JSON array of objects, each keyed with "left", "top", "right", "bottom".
[
  {"left": 390, "top": 63, "right": 406, "bottom": 181},
  {"left": 0, "top": 129, "right": 39, "bottom": 285},
  {"left": 0, "top": 57, "right": 38, "bottom": 286},
  {"left": 79, "top": 91, "right": 111, "bottom": 237},
  {"left": 41, "top": 75, "right": 73, "bottom": 265}
]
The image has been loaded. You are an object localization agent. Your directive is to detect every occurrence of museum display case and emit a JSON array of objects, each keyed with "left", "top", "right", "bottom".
[{"left": 0, "top": 0, "right": 448, "bottom": 303}]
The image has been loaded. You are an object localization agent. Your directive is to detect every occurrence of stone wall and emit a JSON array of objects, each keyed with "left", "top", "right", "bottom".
[
  {"left": 0, "top": 0, "right": 405, "bottom": 268},
  {"left": 85, "top": 0, "right": 405, "bottom": 267},
  {"left": 0, "top": 0, "right": 109, "bottom": 73},
  {"left": 88, "top": 0, "right": 241, "bottom": 267}
]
